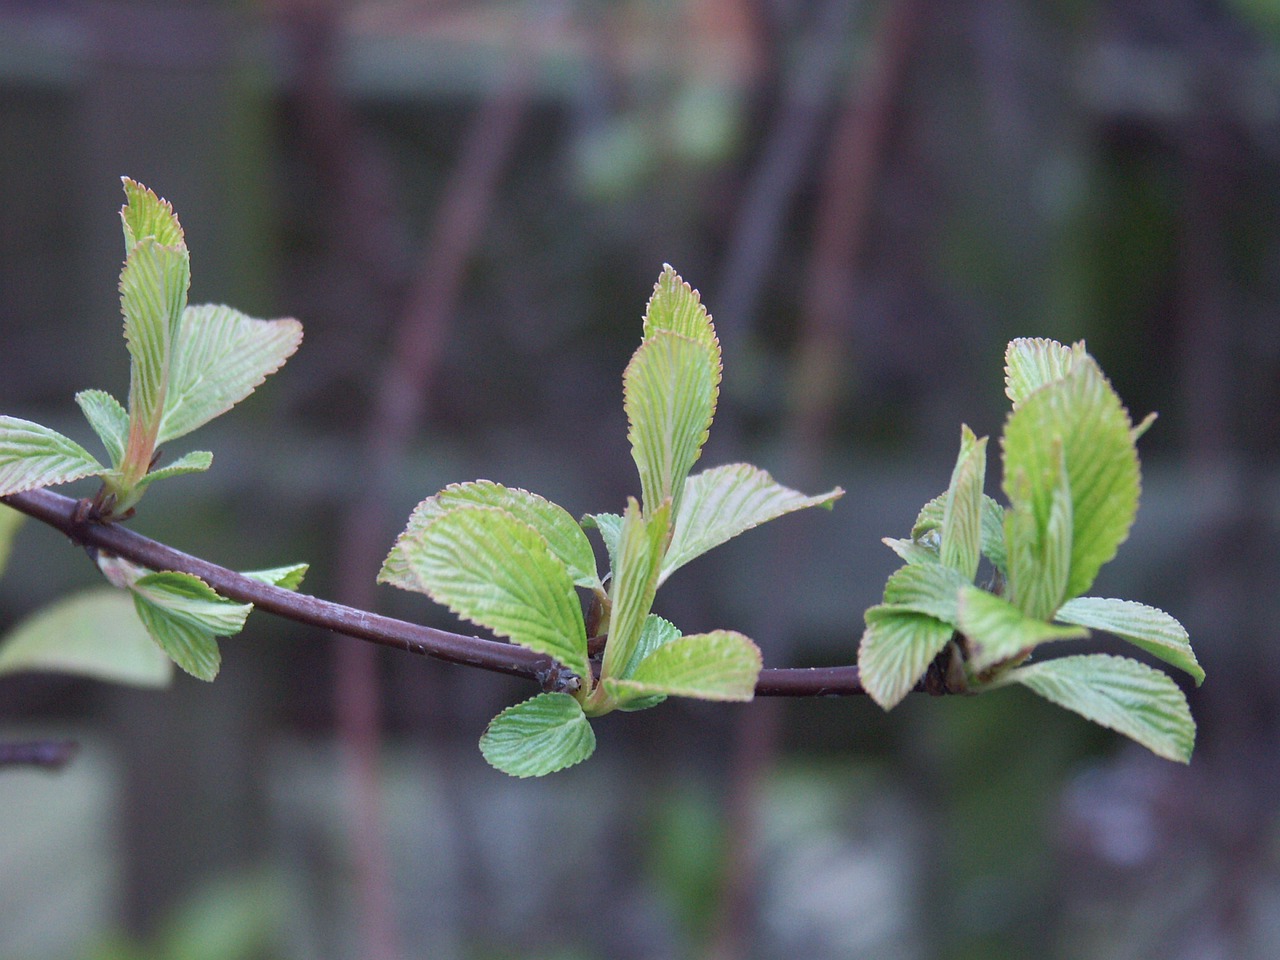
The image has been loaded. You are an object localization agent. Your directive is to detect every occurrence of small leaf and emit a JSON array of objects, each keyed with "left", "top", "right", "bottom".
[
  {"left": 882, "top": 537, "right": 939, "bottom": 566},
  {"left": 479, "top": 692, "right": 596, "bottom": 777},
  {"left": 157, "top": 303, "right": 303, "bottom": 446},
  {"left": 1056, "top": 596, "right": 1203, "bottom": 685},
  {"left": 882, "top": 563, "right": 971, "bottom": 625},
  {"left": 130, "top": 450, "right": 214, "bottom": 493},
  {"left": 604, "top": 630, "right": 761, "bottom": 703},
  {"left": 661, "top": 463, "right": 842, "bottom": 584},
  {"left": 242, "top": 563, "right": 310, "bottom": 591},
  {"left": 0, "top": 416, "right": 105, "bottom": 496},
  {"left": 643, "top": 264, "right": 720, "bottom": 351},
  {"left": 858, "top": 606, "right": 955, "bottom": 709},
  {"left": 618, "top": 614, "right": 680, "bottom": 680},
  {"left": 121, "top": 178, "right": 185, "bottom": 251},
  {"left": 911, "top": 493, "right": 1006, "bottom": 573},
  {"left": 581, "top": 512, "right": 623, "bottom": 578},
  {"left": 625, "top": 331, "right": 719, "bottom": 518},
  {"left": 599, "top": 499, "right": 669, "bottom": 686},
  {"left": 0, "top": 504, "right": 23, "bottom": 577},
  {"left": 75, "top": 389, "right": 129, "bottom": 468},
  {"left": 0, "top": 588, "right": 172, "bottom": 687},
  {"left": 940, "top": 426, "right": 987, "bottom": 581},
  {"left": 378, "top": 504, "right": 588, "bottom": 680},
  {"left": 130, "top": 571, "right": 253, "bottom": 681},
  {"left": 1003, "top": 450, "right": 1073, "bottom": 621},
  {"left": 1003, "top": 337, "right": 1086, "bottom": 407},
  {"left": 1001, "top": 654, "right": 1195, "bottom": 763},
  {"left": 958, "top": 585, "right": 1088, "bottom": 674},
  {"left": 1000, "top": 354, "right": 1140, "bottom": 602},
  {"left": 385, "top": 481, "right": 599, "bottom": 590}
]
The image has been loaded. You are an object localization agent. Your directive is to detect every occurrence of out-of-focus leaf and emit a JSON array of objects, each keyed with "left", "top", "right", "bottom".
[
  {"left": 940, "top": 426, "right": 987, "bottom": 580},
  {"left": 0, "top": 504, "right": 23, "bottom": 577}
]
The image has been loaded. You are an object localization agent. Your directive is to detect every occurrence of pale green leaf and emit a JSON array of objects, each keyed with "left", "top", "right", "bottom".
[
  {"left": 642, "top": 264, "right": 720, "bottom": 352},
  {"left": 1002, "top": 654, "right": 1195, "bottom": 762},
  {"left": 882, "top": 537, "right": 939, "bottom": 566},
  {"left": 242, "top": 563, "right": 309, "bottom": 591},
  {"left": 625, "top": 330, "right": 719, "bottom": 517},
  {"left": 0, "top": 504, "right": 23, "bottom": 577},
  {"left": 958, "top": 585, "right": 1088, "bottom": 674},
  {"left": 911, "top": 493, "right": 1006, "bottom": 573},
  {"left": 1001, "top": 355, "right": 1139, "bottom": 602},
  {"left": 619, "top": 614, "right": 680, "bottom": 680},
  {"left": 131, "top": 450, "right": 214, "bottom": 493},
  {"left": 600, "top": 499, "right": 669, "bottom": 684},
  {"left": 121, "top": 178, "right": 185, "bottom": 251},
  {"left": 882, "top": 563, "right": 971, "bottom": 625},
  {"left": 581, "top": 512, "right": 623, "bottom": 578},
  {"left": 1003, "top": 337, "right": 1086, "bottom": 407},
  {"left": 130, "top": 571, "right": 253, "bottom": 681},
  {"left": 479, "top": 692, "right": 596, "bottom": 777},
  {"left": 0, "top": 416, "right": 104, "bottom": 496},
  {"left": 384, "top": 481, "right": 599, "bottom": 590},
  {"left": 1003, "top": 451, "right": 1073, "bottom": 621},
  {"left": 660, "top": 463, "right": 842, "bottom": 584},
  {"left": 377, "top": 504, "right": 588, "bottom": 680},
  {"left": 0, "top": 588, "right": 172, "bottom": 687},
  {"left": 75, "top": 389, "right": 129, "bottom": 468},
  {"left": 858, "top": 606, "right": 955, "bottom": 709},
  {"left": 603, "top": 630, "right": 761, "bottom": 703},
  {"left": 940, "top": 426, "right": 988, "bottom": 580},
  {"left": 1056, "top": 596, "right": 1203, "bottom": 685},
  {"left": 121, "top": 237, "right": 191, "bottom": 452},
  {"left": 156, "top": 304, "right": 303, "bottom": 445}
]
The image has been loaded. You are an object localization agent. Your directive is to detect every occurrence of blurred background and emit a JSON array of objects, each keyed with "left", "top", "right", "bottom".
[{"left": 1, "top": 0, "right": 1278, "bottom": 957}]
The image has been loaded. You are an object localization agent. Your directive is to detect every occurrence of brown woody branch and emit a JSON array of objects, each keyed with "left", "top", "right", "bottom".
[{"left": 2, "top": 487, "right": 876, "bottom": 698}]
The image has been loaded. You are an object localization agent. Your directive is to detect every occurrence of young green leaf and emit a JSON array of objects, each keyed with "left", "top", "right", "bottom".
[
  {"left": 940, "top": 427, "right": 987, "bottom": 580},
  {"left": 1056, "top": 596, "right": 1203, "bottom": 685},
  {"left": 242, "top": 563, "right": 310, "bottom": 591},
  {"left": 0, "top": 416, "right": 105, "bottom": 496},
  {"left": 1002, "top": 451, "right": 1073, "bottom": 621},
  {"left": 618, "top": 614, "right": 680, "bottom": 681},
  {"left": 385, "top": 481, "right": 599, "bottom": 590},
  {"left": 660, "top": 463, "right": 843, "bottom": 585},
  {"left": 911, "top": 492, "right": 1007, "bottom": 574},
  {"left": 0, "top": 588, "right": 172, "bottom": 687},
  {"left": 1000, "top": 355, "right": 1140, "bottom": 603},
  {"left": 882, "top": 562, "right": 971, "bottom": 625},
  {"left": 881, "top": 536, "right": 940, "bottom": 566},
  {"left": 1003, "top": 337, "right": 1086, "bottom": 407},
  {"left": 625, "top": 331, "right": 719, "bottom": 518},
  {"left": 377, "top": 504, "right": 588, "bottom": 680},
  {"left": 121, "top": 177, "right": 184, "bottom": 251},
  {"left": 581, "top": 512, "right": 623, "bottom": 579},
  {"left": 999, "top": 654, "right": 1195, "bottom": 763},
  {"left": 602, "top": 630, "right": 761, "bottom": 704},
  {"left": 127, "top": 450, "right": 214, "bottom": 493},
  {"left": 130, "top": 571, "right": 253, "bottom": 681},
  {"left": 75, "top": 389, "right": 129, "bottom": 467},
  {"left": 958, "top": 584, "right": 1088, "bottom": 674},
  {"left": 0, "top": 504, "right": 21, "bottom": 577},
  {"left": 479, "top": 692, "right": 596, "bottom": 777},
  {"left": 857, "top": 606, "right": 956, "bottom": 709},
  {"left": 598, "top": 499, "right": 670, "bottom": 688},
  {"left": 643, "top": 264, "right": 720, "bottom": 351},
  {"left": 156, "top": 304, "right": 303, "bottom": 446}
]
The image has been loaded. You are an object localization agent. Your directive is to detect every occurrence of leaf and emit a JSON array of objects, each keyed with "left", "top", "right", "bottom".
[
  {"left": 1003, "top": 337, "right": 1086, "bottom": 407},
  {"left": 660, "top": 463, "right": 842, "bottom": 584},
  {"left": 241, "top": 563, "right": 309, "bottom": 591},
  {"left": 625, "top": 331, "right": 719, "bottom": 518},
  {"left": 581, "top": 512, "right": 623, "bottom": 579},
  {"left": 0, "top": 416, "right": 105, "bottom": 496},
  {"left": 604, "top": 630, "right": 761, "bottom": 704},
  {"left": 643, "top": 264, "right": 720, "bottom": 352},
  {"left": 1002, "top": 449, "right": 1073, "bottom": 621},
  {"left": 958, "top": 585, "right": 1088, "bottom": 674},
  {"left": 940, "top": 426, "right": 987, "bottom": 580},
  {"left": 0, "top": 587, "right": 172, "bottom": 687},
  {"left": 857, "top": 606, "right": 955, "bottom": 709},
  {"left": 911, "top": 493, "right": 1006, "bottom": 573},
  {"left": 882, "top": 537, "right": 939, "bottom": 566},
  {"left": 121, "top": 178, "right": 185, "bottom": 251},
  {"left": 130, "top": 571, "right": 253, "bottom": 681},
  {"left": 599, "top": 499, "right": 669, "bottom": 686},
  {"left": 614, "top": 615, "right": 679, "bottom": 711},
  {"left": 479, "top": 692, "right": 596, "bottom": 777},
  {"left": 75, "top": 389, "right": 129, "bottom": 467},
  {"left": 377, "top": 504, "right": 588, "bottom": 680},
  {"left": 1056, "top": 596, "right": 1203, "bottom": 685},
  {"left": 882, "top": 563, "right": 971, "bottom": 625},
  {"left": 130, "top": 450, "right": 214, "bottom": 492},
  {"left": 385, "top": 481, "right": 599, "bottom": 590},
  {"left": 1000, "top": 354, "right": 1139, "bottom": 602},
  {"left": 0, "top": 504, "right": 23, "bottom": 577},
  {"left": 121, "top": 237, "right": 191, "bottom": 462},
  {"left": 1001, "top": 654, "right": 1196, "bottom": 763},
  {"left": 156, "top": 304, "right": 303, "bottom": 446}
]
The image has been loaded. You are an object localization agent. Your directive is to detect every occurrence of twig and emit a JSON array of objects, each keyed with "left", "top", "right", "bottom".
[
  {"left": 0, "top": 739, "right": 79, "bottom": 771},
  {"left": 2, "top": 487, "right": 897, "bottom": 698}
]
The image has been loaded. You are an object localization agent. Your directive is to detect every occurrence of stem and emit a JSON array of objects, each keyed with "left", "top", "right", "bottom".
[{"left": 1, "top": 487, "right": 914, "bottom": 699}]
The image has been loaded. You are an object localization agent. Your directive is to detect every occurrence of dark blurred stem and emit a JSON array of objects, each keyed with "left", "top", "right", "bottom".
[
  {"left": 0, "top": 739, "right": 78, "bottom": 771},
  {"left": 710, "top": 1, "right": 924, "bottom": 955}
]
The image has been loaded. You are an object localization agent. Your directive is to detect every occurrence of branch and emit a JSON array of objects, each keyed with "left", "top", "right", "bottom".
[
  {"left": 0, "top": 739, "right": 78, "bottom": 771},
  {"left": 2, "top": 487, "right": 879, "bottom": 697}
]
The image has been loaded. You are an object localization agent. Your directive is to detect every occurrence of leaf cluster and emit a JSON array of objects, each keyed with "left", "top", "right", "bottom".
[{"left": 858, "top": 339, "right": 1202, "bottom": 762}]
